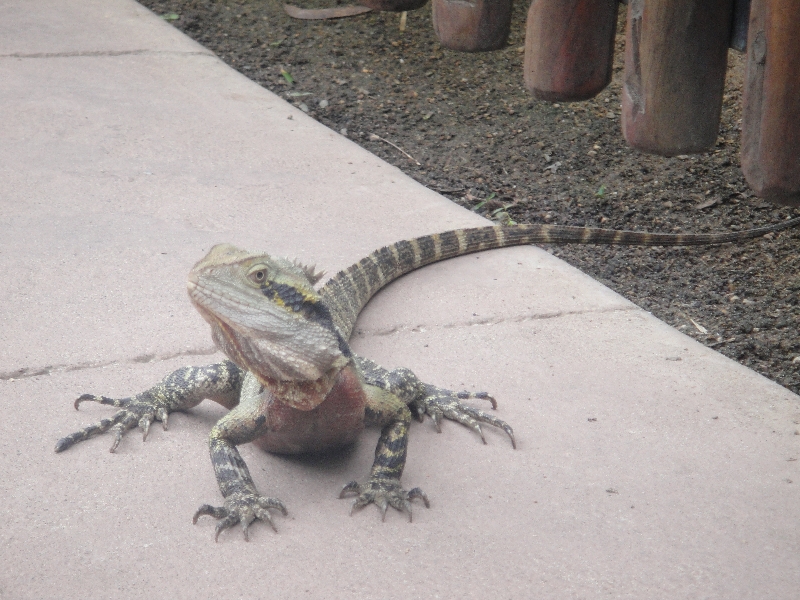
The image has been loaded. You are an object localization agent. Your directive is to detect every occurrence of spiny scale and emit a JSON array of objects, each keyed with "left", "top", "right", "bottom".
[{"left": 321, "top": 218, "right": 800, "bottom": 339}]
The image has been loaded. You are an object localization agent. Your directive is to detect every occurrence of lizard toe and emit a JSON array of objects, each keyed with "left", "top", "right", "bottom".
[
  {"left": 193, "top": 490, "right": 286, "bottom": 541},
  {"left": 417, "top": 385, "right": 516, "bottom": 448},
  {"left": 340, "top": 477, "right": 429, "bottom": 522}
]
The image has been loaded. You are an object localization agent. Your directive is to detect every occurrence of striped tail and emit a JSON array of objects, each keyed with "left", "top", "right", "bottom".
[{"left": 320, "top": 217, "right": 800, "bottom": 339}]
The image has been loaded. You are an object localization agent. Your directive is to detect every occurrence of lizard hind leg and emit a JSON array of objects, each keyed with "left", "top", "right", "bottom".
[
  {"left": 414, "top": 384, "right": 516, "bottom": 449},
  {"left": 355, "top": 356, "right": 516, "bottom": 449}
]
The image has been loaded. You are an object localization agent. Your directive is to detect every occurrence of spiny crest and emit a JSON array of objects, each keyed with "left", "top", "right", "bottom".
[
  {"left": 190, "top": 244, "right": 322, "bottom": 297},
  {"left": 293, "top": 259, "right": 325, "bottom": 286}
]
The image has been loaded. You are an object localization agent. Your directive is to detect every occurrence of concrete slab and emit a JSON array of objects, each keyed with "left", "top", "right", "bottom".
[
  {"left": 1, "top": 1, "right": 798, "bottom": 599},
  {"left": 0, "top": 0, "right": 205, "bottom": 55}
]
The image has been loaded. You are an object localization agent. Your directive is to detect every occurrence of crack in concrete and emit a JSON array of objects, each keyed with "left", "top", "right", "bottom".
[
  {"left": 4, "top": 306, "right": 641, "bottom": 380},
  {"left": 352, "top": 304, "right": 640, "bottom": 338},
  {"left": 1, "top": 346, "right": 219, "bottom": 381},
  {"left": 0, "top": 49, "right": 214, "bottom": 59}
]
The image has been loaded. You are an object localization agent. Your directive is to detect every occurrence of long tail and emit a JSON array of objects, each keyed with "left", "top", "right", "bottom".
[{"left": 321, "top": 217, "right": 800, "bottom": 339}]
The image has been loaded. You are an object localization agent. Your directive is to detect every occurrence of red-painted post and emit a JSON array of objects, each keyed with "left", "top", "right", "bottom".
[
  {"left": 741, "top": 0, "right": 800, "bottom": 206},
  {"left": 523, "top": 0, "right": 619, "bottom": 101},
  {"left": 621, "top": 0, "right": 734, "bottom": 156},
  {"left": 432, "top": 0, "right": 512, "bottom": 52},
  {"left": 359, "top": 0, "right": 428, "bottom": 11}
]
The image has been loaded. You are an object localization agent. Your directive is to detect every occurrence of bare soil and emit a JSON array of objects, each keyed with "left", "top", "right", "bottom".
[{"left": 140, "top": 0, "right": 800, "bottom": 397}]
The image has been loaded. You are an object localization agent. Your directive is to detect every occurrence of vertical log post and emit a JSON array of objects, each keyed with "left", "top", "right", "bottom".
[
  {"left": 729, "top": 0, "right": 751, "bottom": 51},
  {"left": 359, "top": 0, "right": 428, "bottom": 11},
  {"left": 432, "top": 0, "right": 512, "bottom": 52},
  {"left": 621, "top": 0, "right": 734, "bottom": 156},
  {"left": 741, "top": 0, "right": 800, "bottom": 206},
  {"left": 523, "top": 0, "right": 619, "bottom": 101}
]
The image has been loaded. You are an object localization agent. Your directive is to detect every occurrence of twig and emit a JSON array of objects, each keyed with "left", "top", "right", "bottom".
[
  {"left": 283, "top": 3, "right": 371, "bottom": 20},
  {"left": 399, "top": 11, "right": 407, "bottom": 32},
  {"left": 368, "top": 133, "right": 421, "bottom": 165}
]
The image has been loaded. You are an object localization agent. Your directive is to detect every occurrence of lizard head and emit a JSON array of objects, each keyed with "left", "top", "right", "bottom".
[{"left": 187, "top": 244, "right": 349, "bottom": 391}]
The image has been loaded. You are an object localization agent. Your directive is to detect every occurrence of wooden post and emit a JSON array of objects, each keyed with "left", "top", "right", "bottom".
[
  {"left": 730, "top": 0, "right": 751, "bottom": 51},
  {"left": 359, "top": 0, "right": 428, "bottom": 11},
  {"left": 523, "top": 0, "right": 619, "bottom": 101},
  {"left": 741, "top": 0, "right": 800, "bottom": 206},
  {"left": 621, "top": 0, "right": 734, "bottom": 156},
  {"left": 432, "top": 0, "right": 512, "bottom": 52}
]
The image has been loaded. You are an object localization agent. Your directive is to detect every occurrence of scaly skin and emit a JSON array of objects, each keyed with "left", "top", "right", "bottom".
[{"left": 56, "top": 218, "right": 800, "bottom": 540}]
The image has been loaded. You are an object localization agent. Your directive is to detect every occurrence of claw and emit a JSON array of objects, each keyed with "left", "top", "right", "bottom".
[
  {"left": 419, "top": 386, "right": 516, "bottom": 448},
  {"left": 407, "top": 487, "right": 430, "bottom": 508},
  {"left": 214, "top": 513, "right": 238, "bottom": 542},
  {"left": 109, "top": 425, "right": 123, "bottom": 453},
  {"left": 403, "top": 499, "right": 413, "bottom": 520},
  {"left": 339, "top": 480, "right": 360, "bottom": 499},
  {"left": 74, "top": 394, "right": 98, "bottom": 410},
  {"left": 193, "top": 503, "right": 226, "bottom": 524},
  {"left": 141, "top": 415, "right": 152, "bottom": 442},
  {"left": 379, "top": 499, "right": 389, "bottom": 521},
  {"left": 340, "top": 479, "right": 429, "bottom": 521},
  {"left": 158, "top": 408, "right": 169, "bottom": 430},
  {"left": 458, "top": 390, "right": 497, "bottom": 410},
  {"left": 254, "top": 507, "right": 277, "bottom": 532},
  {"left": 430, "top": 410, "right": 442, "bottom": 433},
  {"left": 240, "top": 513, "right": 256, "bottom": 541},
  {"left": 194, "top": 493, "right": 285, "bottom": 541},
  {"left": 257, "top": 496, "right": 288, "bottom": 516}
]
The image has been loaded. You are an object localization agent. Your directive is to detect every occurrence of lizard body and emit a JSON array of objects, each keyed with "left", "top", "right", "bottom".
[{"left": 56, "top": 217, "right": 800, "bottom": 540}]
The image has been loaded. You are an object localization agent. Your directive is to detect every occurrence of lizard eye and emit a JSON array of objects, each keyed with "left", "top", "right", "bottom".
[{"left": 247, "top": 268, "right": 269, "bottom": 285}]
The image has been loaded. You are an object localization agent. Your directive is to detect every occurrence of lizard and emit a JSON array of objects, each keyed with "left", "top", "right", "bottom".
[{"left": 55, "top": 217, "right": 800, "bottom": 541}]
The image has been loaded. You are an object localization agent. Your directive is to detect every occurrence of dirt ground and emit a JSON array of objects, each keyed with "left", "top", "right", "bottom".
[{"left": 139, "top": 0, "right": 800, "bottom": 398}]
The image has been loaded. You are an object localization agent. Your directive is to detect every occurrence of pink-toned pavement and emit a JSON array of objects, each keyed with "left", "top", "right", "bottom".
[{"left": 1, "top": 1, "right": 798, "bottom": 598}]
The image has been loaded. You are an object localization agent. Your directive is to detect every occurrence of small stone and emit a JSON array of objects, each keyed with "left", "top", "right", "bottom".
[
  {"left": 298, "top": 103, "right": 309, "bottom": 113},
  {"left": 318, "top": 99, "right": 329, "bottom": 108}
]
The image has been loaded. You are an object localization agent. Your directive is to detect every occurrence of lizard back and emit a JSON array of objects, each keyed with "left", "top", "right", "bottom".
[{"left": 320, "top": 218, "right": 800, "bottom": 339}]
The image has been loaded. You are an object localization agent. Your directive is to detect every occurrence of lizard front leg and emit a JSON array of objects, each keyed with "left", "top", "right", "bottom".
[
  {"left": 193, "top": 372, "right": 287, "bottom": 541},
  {"left": 340, "top": 385, "right": 429, "bottom": 521},
  {"left": 55, "top": 361, "right": 244, "bottom": 453}
]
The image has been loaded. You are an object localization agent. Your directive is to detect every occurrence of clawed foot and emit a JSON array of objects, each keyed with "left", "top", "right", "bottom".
[
  {"left": 55, "top": 392, "right": 170, "bottom": 453},
  {"left": 340, "top": 478, "right": 429, "bottom": 522},
  {"left": 193, "top": 490, "right": 287, "bottom": 541},
  {"left": 413, "top": 385, "right": 516, "bottom": 448}
]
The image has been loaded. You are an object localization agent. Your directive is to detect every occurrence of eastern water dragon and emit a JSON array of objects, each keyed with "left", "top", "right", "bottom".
[{"left": 55, "top": 218, "right": 800, "bottom": 540}]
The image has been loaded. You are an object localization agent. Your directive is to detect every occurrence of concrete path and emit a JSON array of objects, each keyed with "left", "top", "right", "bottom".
[{"left": 1, "top": 1, "right": 798, "bottom": 598}]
